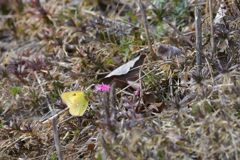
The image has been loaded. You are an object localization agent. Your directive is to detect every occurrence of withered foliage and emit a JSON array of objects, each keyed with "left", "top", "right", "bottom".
[{"left": 1, "top": 0, "right": 240, "bottom": 159}]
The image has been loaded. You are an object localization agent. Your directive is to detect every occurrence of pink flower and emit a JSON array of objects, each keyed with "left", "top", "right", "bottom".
[
  {"left": 134, "top": 88, "right": 140, "bottom": 97},
  {"left": 95, "top": 83, "right": 111, "bottom": 92}
]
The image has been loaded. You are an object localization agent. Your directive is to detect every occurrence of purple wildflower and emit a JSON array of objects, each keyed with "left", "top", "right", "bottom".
[
  {"left": 95, "top": 83, "right": 111, "bottom": 92},
  {"left": 134, "top": 88, "right": 140, "bottom": 97}
]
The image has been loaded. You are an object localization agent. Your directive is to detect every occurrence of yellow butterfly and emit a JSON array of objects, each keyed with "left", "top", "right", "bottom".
[{"left": 60, "top": 91, "right": 89, "bottom": 116}]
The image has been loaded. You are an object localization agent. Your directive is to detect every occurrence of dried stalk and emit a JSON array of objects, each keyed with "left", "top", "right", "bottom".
[
  {"left": 52, "top": 117, "right": 63, "bottom": 160},
  {"left": 34, "top": 72, "right": 63, "bottom": 160},
  {"left": 138, "top": 0, "right": 156, "bottom": 59},
  {"left": 194, "top": 3, "right": 203, "bottom": 73},
  {"left": 208, "top": 0, "right": 215, "bottom": 54}
]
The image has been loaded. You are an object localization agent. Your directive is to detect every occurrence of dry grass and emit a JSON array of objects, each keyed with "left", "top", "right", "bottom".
[{"left": 1, "top": 0, "right": 240, "bottom": 159}]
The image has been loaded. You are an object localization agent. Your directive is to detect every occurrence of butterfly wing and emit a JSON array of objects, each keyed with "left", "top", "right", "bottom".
[{"left": 61, "top": 91, "right": 89, "bottom": 116}]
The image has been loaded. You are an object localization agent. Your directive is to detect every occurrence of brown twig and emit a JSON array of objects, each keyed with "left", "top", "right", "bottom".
[
  {"left": 34, "top": 72, "right": 63, "bottom": 160},
  {"left": 109, "top": 82, "right": 116, "bottom": 108},
  {"left": 103, "top": 92, "right": 115, "bottom": 133},
  {"left": 208, "top": 0, "right": 215, "bottom": 54},
  {"left": 138, "top": 0, "right": 156, "bottom": 59},
  {"left": 41, "top": 108, "right": 68, "bottom": 124},
  {"left": 52, "top": 117, "right": 63, "bottom": 160},
  {"left": 194, "top": 2, "right": 203, "bottom": 73}
]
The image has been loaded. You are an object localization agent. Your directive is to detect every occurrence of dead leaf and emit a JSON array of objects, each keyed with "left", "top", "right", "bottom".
[
  {"left": 87, "top": 143, "right": 95, "bottom": 151},
  {"left": 148, "top": 102, "right": 165, "bottom": 113},
  {"left": 102, "top": 54, "right": 146, "bottom": 88},
  {"left": 156, "top": 44, "right": 182, "bottom": 60},
  {"left": 214, "top": 2, "right": 227, "bottom": 24},
  {"left": 105, "top": 54, "right": 143, "bottom": 78},
  {"left": 143, "top": 92, "right": 156, "bottom": 105}
]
